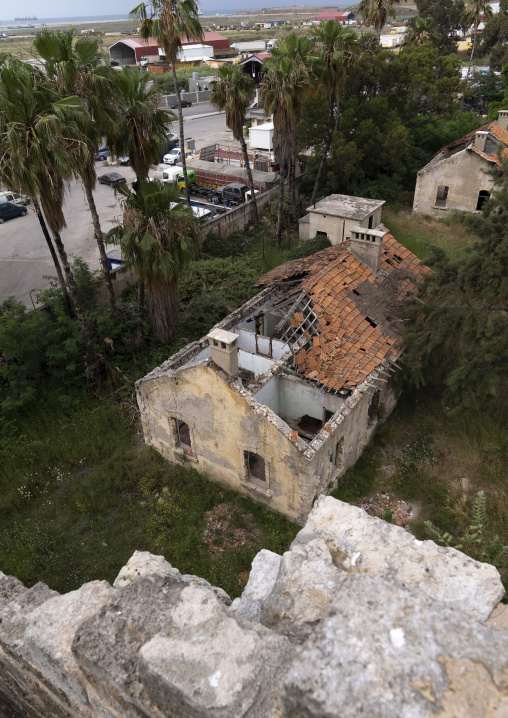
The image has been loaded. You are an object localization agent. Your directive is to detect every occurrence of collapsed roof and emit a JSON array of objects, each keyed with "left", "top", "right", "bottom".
[
  {"left": 436, "top": 120, "right": 508, "bottom": 166},
  {"left": 255, "top": 234, "right": 429, "bottom": 392}
]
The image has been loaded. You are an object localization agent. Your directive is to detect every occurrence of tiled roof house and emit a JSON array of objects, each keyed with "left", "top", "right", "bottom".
[
  {"left": 136, "top": 203, "right": 428, "bottom": 522},
  {"left": 413, "top": 110, "right": 508, "bottom": 215}
]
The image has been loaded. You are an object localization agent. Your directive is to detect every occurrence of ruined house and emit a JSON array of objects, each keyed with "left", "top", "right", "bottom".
[
  {"left": 136, "top": 220, "right": 428, "bottom": 522},
  {"left": 413, "top": 110, "right": 508, "bottom": 216}
]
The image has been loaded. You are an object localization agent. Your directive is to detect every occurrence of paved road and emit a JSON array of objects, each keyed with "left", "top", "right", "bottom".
[{"left": 0, "top": 105, "right": 230, "bottom": 308}]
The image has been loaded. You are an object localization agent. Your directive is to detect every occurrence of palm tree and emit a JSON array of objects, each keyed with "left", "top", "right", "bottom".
[
  {"left": 33, "top": 28, "right": 120, "bottom": 321},
  {"left": 0, "top": 59, "right": 98, "bottom": 368},
  {"left": 404, "top": 17, "right": 439, "bottom": 47},
  {"left": 263, "top": 34, "right": 318, "bottom": 244},
  {"left": 108, "top": 69, "right": 174, "bottom": 183},
  {"left": 462, "top": 0, "right": 493, "bottom": 96},
  {"left": 310, "top": 21, "right": 360, "bottom": 206},
  {"left": 210, "top": 64, "right": 258, "bottom": 223},
  {"left": 359, "top": 0, "right": 402, "bottom": 39},
  {"left": 131, "top": 0, "right": 204, "bottom": 206},
  {"left": 108, "top": 179, "right": 201, "bottom": 343}
]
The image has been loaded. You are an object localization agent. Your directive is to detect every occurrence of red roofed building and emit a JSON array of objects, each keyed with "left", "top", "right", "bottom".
[
  {"left": 108, "top": 31, "right": 229, "bottom": 66},
  {"left": 413, "top": 110, "right": 508, "bottom": 215},
  {"left": 315, "top": 10, "right": 356, "bottom": 24}
]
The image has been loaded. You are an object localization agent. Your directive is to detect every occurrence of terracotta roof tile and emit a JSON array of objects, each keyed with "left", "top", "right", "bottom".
[{"left": 256, "top": 233, "right": 428, "bottom": 392}]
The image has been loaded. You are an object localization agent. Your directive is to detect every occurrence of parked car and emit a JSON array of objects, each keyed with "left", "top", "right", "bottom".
[
  {"left": 0, "top": 201, "right": 27, "bottom": 224},
  {"left": 95, "top": 145, "right": 110, "bottom": 161},
  {"left": 211, "top": 182, "right": 249, "bottom": 205},
  {"left": 171, "top": 100, "right": 192, "bottom": 109},
  {"left": 0, "top": 190, "right": 29, "bottom": 206},
  {"left": 164, "top": 148, "right": 182, "bottom": 165},
  {"left": 98, "top": 172, "right": 126, "bottom": 187},
  {"left": 117, "top": 156, "right": 130, "bottom": 166}
]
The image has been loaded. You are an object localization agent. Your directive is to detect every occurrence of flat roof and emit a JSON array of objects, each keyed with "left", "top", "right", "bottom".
[
  {"left": 208, "top": 328, "right": 237, "bottom": 345},
  {"left": 307, "top": 194, "right": 385, "bottom": 220}
]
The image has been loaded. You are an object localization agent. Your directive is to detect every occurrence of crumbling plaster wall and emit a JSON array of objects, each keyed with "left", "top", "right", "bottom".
[
  {"left": 413, "top": 149, "right": 493, "bottom": 216},
  {"left": 136, "top": 362, "right": 308, "bottom": 520}
]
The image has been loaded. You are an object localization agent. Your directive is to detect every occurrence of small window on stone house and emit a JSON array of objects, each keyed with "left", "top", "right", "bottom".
[
  {"left": 332, "top": 437, "right": 344, "bottom": 469},
  {"left": 368, "top": 214, "right": 373, "bottom": 229},
  {"left": 368, "top": 391, "right": 381, "bottom": 422},
  {"left": 316, "top": 230, "right": 328, "bottom": 237},
  {"left": 176, "top": 420, "right": 192, "bottom": 451},
  {"left": 435, "top": 185, "right": 449, "bottom": 208},
  {"left": 244, "top": 451, "right": 266, "bottom": 487},
  {"left": 476, "top": 190, "right": 490, "bottom": 211}
]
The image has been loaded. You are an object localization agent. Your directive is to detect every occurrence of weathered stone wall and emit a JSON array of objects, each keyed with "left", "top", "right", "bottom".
[
  {"left": 0, "top": 496, "right": 506, "bottom": 717},
  {"left": 413, "top": 149, "right": 493, "bottom": 216}
]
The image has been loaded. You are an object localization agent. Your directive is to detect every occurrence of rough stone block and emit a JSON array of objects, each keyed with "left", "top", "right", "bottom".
[
  {"left": 139, "top": 583, "right": 292, "bottom": 717},
  {"left": 283, "top": 573, "right": 508, "bottom": 718},
  {"left": 260, "top": 539, "right": 346, "bottom": 640},
  {"left": 0, "top": 582, "right": 58, "bottom": 656},
  {"left": 113, "top": 551, "right": 180, "bottom": 589},
  {"left": 72, "top": 577, "right": 193, "bottom": 717},
  {"left": 230, "top": 549, "right": 281, "bottom": 622},
  {"left": 114, "top": 551, "right": 231, "bottom": 606},
  {"left": 294, "top": 495, "right": 504, "bottom": 621},
  {"left": 25, "top": 581, "right": 114, "bottom": 707}
]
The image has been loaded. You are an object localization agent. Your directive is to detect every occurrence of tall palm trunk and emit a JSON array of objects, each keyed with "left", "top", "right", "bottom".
[
  {"left": 239, "top": 133, "right": 259, "bottom": 224},
  {"left": 172, "top": 65, "right": 190, "bottom": 206},
  {"left": 33, "top": 198, "right": 73, "bottom": 316},
  {"left": 291, "top": 149, "right": 299, "bottom": 229},
  {"left": 462, "top": 27, "right": 478, "bottom": 112},
  {"left": 138, "top": 280, "right": 145, "bottom": 316},
  {"left": 276, "top": 168, "right": 285, "bottom": 247},
  {"left": 146, "top": 275, "right": 179, "bottom": 344},
  {"left": 311, "top": 93, "right": 337, "bottom": 206},
  {"left": 51, "top": 229, "right": 98, "bottom": 368},
  {"left": 83, "top": 182, "right": 119, "bottom": 321}
]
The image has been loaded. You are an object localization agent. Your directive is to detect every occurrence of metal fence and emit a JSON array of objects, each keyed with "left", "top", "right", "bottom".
[{"left": 158, "top": 90, "right": 211, "bottom": 108}]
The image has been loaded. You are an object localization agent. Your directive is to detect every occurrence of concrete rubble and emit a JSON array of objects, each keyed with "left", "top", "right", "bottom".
[{"left": 0, "top": 496, "right": 506, "bottom": 717}]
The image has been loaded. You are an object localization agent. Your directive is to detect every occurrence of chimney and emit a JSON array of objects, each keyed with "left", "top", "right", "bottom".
[
  {"left": 349, "top": 226, "right": 388, "bottom": 275},
  {"left": 497, "top": 110, "right": 508, "bottom": 131},
  {"left": 475, "top": 130, "right": 489, "bottom": 152},
  {"left": 207, "top": 328, "right": 239, "bottom": 377}
]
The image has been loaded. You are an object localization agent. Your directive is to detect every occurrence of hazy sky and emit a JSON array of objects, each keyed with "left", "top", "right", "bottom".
[{"left": 2, "top": 0, "right": 336, "bottom": 19}]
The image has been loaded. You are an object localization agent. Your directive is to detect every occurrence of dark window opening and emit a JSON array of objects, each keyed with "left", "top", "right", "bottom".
[
  {"left": 476, "top": 190, "right": 490, "bottom": 211},
  {"left": 177, "top": 420, "right": 192, "bottom": 450},
  {"left": 244, "top": 451, "right": 266, "bottom": 486},
  {"left": 332, "top": 437, "right": 344, "bottom": 469},
  {"left": 365, "top": 316, "right": 378, "bottom": 328},
  {"left": 316, "top": 230, "right": 328, "bottom": 237},
  {"left": 369, "top": 391, "right": 381, "bottom": 422},
  {"left": 221, "top": 341, "right": 226, "bottom": 349},
  {"left": 368, "top": 215, "right": 373, "bottom": 229},
  {"left": 435, "top": 185, "right": 449, "bottom": 208},
  {"left": 324, "top": 409, "right": 334, "bottom": 423}
]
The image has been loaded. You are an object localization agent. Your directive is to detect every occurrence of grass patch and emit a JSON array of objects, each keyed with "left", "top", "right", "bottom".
[
  {"left": 383, "top": 207, "right": 479, "bottom": 260},
  {"left": 333, "top": 389, "right": 508, "bottom": 583},
  {"left": 0, "top": 394, "right": 297, "bottom": 597}
]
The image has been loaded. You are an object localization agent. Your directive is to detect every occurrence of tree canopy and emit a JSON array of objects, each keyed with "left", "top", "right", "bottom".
[{"left": 401, "top": 161, "right": 508, "bottom": 409}]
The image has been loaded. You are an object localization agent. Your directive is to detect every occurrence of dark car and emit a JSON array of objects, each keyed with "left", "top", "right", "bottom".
[
  {"left": 0, "top": 201, "right": 27, "bottom": 224},
  {"left": 171, "top": 100, "right": 192, "bottom": 108},
  {"left": 95, "top": 145, "right": 110, "bottom": 161},
  {"left": 98, "top": 172, "right": 126, "bottom": 188}
]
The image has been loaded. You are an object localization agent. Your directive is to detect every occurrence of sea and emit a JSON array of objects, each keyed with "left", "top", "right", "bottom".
[{"left": 0, "top": 1, "right": 326, "bottom": 24}]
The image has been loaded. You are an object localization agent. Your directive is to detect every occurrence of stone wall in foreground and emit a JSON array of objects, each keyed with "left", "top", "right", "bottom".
[{"left": 0, "top": 496, "right": 506, "bottom": 718}]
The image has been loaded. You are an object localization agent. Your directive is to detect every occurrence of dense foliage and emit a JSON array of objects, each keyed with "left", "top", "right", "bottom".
[
  {"left": 401, "top": 162, "right": 508, "bottom": 409},
  {"left": 299, "top": 42, "right": 463, "bottom": 201}
]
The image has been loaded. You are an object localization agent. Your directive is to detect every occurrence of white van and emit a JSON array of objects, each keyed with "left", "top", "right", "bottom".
[
  {"left": 245, "top": 189, "right": 260, "bottom": 202},
  {"left": 162, "top": 166, "right": 183, "bottom": 184},
  {"left": 0, "top": 191, "right": 28, "bottom": 206}
]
